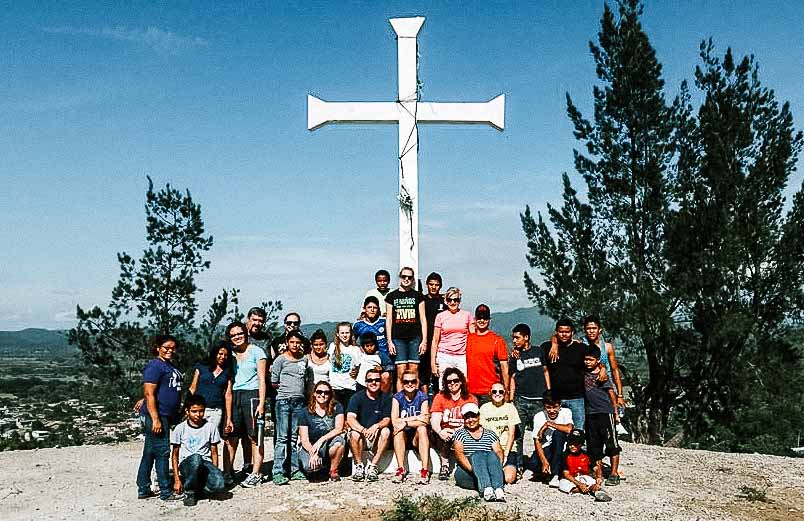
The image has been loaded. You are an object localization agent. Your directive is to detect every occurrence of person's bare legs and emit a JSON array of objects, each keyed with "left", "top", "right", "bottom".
[
  {"left": 504, "top": 464, "right": 517, "bottom": 484},
  {"left": 251, "top": 437, "right": 264, "bottom": 476},
  {"left": 241, "top": 436, "right": 252, "bottom": 472},
  {"left": 370, "top": 428, "right": 392, "bottom": 466},
  {"left": 415, "top": 425, "right": 430, "bottom": 471},
  {"left": 329, "top": 443, "right": 346, "bottom": 475},
  {"left": 224, "top": 438, "right": 237, "bottom": 474},
  {"left": 393, "top": 429, "right": 408, "bottom": 472},
  {"left": 349, "top": 430, "right": 365, "bottom": 466}
]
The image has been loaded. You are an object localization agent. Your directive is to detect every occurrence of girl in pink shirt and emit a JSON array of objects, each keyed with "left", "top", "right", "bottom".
[{"left": 431, "top": 287, "right": 473, "bottom": 377}]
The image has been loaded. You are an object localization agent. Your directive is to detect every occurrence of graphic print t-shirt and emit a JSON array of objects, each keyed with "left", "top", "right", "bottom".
[
  {"left": 430, "top": 393, "right": 479, "bottom": 430},
  {"left": 385, "top": 289, "right": 425, "bottom": 339}
]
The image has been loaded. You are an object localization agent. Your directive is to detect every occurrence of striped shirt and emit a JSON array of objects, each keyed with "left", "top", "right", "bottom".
[{"left": 453, "top": 427, "right": 499, "bottom": 456}]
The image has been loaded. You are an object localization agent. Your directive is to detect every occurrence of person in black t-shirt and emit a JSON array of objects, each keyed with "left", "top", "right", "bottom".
[
  {"left": 421, "top": 272, "right": 445, "bottom": 393},
  {"left": 385, "top": 267, "right": 427, "bottom": 391},
  {"left": 544, "top": 318, "right": 587, "bottom": 430}
]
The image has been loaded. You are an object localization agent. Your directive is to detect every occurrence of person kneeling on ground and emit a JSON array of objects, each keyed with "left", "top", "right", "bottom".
[
  {"left": 170, "top": 395, "right": 226, "bottom": 507},
  {"left": 453, "top": 403, "right": 506, "bottom": 502},
  {"left": 391, "top": 370, "right": 431, "bottom": 484},
  {"left": 558, "top": 429, "right": 612, "bottom": 502},
  {"left": 347, "top": 367, "right": 392, "bottom": 482},
  {"left": 297, "top": 380, "right": 346, "bottom": 482},
  {"left": 530, "top": 391, "right": 574, "bottom": 487}
]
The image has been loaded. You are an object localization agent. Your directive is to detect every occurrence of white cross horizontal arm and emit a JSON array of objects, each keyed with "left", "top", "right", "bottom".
[{"left": 307, "top": 94, "right": 505, "bottom": 131}]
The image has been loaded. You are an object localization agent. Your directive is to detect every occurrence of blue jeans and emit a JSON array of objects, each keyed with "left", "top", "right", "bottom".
[
  {"left": 562, "top": 398, "right": 586, "bottom": 431},
  {"left": 529, "top": 430, "right": 566, "bottom": 479},
  {"left": 179, "top": 454, "right": 225, "bottom": 495},
  {"left": 393, "top": 336, "right": 421, "bottom": 364},
  {"left": 454, "top": 451, "right": 505, "bottom": 492},
  {"left": 273, "top": 397, "right": 305, "bottom": 477},
  {"left": 513, "top": 397, "right": 542, "bottom": 469},
  {"left": 136, "top": 415, "right": 172, "bottom": 499}
]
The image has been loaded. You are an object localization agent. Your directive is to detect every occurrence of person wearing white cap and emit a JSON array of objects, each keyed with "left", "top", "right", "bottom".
[{"left": 452, "top": 402, "right": 506, "bottom": 502}]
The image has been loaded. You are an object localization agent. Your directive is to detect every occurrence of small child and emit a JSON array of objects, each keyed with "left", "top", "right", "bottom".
[
  {"left": 583, "top": 343, "right": 623, "bottom": 485},
  {"left": 170, "top": 394, "right": 225, "bottom": 507},
  {"left": 356, "top": 332, "right": 384, "bottom": 391},
  {"left": 530, "top": 391, "right": 574, "bottom": 487},
  {"left": 559, "top": 429, "right": 612, "bottom": 502}
]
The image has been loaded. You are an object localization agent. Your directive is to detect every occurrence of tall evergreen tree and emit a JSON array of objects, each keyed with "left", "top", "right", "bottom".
[{"left": 522, "top": 0, "right": 680, "bottom": 443}]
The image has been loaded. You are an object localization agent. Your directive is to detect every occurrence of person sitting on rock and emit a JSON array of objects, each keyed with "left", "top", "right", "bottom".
[
  {"left": 558, "top": 429, "right": 612, "bottom": 502},
  {"left": 170, "top": 394, "right": 225, "bottom": 507},
  {"left": 530, "top": 391, "right": 574, "bottom": 487},
  {"left": 430, "top": 368, "right": 478, "bottom": 480},
  {"left": 297, "top": 380, "right": 346, "bottom": 482},
  {"left": 390, "top": 370, "right": 431, "bottom": 484},
  {"left": 347, "top": 367, "right": 392, "bottom": 482}
]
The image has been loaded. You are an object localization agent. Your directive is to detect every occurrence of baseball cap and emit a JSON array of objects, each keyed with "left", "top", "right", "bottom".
[
  {"left": 461, "top": 402, "right": 480, "bottom": 416},
  {"left": 474, "top": 304, "right": 491, "bottom": 320},
  {"left": 567, "top": 428, "right": 585, "bottom": 445}
]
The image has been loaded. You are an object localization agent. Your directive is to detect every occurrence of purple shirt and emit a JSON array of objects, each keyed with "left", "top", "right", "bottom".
[{"left": 141, "top": 358, "right": 183, "bottom": 422}]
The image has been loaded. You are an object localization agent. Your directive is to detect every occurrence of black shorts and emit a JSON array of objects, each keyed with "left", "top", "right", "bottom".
[
  {"left": 230, "top": 389, "right": 259, "bottom": 438},
  {"left": 586, "top": 412, "right": 621, "bottom": 461},
  {"left": 504, "top": 451, "right": 517, "bottom": 468}
]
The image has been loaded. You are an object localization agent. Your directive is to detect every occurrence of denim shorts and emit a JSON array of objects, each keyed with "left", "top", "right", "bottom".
[{"left": 393, "top": 336, "right": 421, "bottom": 364}]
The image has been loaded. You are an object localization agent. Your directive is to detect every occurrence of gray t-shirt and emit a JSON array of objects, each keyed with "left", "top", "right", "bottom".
[
  {"left": 271, "top": 354, "right": 308, "bottom": 400},
  {"left": 170, "top": 419, "right": 221, "bottom": 464}
]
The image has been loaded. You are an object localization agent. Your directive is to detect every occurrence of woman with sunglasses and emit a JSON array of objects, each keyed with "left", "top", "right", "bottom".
[
  {"left": 479, "top": 383, "right": 520, "bottom": 484},
  {"left": 453, "top": 402, "right": 506, "bottom": 502},
  {"left": 430, "top": 367, "right": 478, "bottom": 481},
  {"left": 385, "top": 266, "right": 427, "bottom": 391},
  {"left": 225, "top": 321, "right": 268, "bottom": 488},
  {"left": 297, "top": 380, "right": 346, "bottom": 482},
  {"left": 430, "top": 287, "right": 473, "bottom": 380}
]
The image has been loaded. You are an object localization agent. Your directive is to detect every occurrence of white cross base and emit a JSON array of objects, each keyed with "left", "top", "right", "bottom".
[{"left": 307, "top": 16, "right": 505, "bottom": 277}]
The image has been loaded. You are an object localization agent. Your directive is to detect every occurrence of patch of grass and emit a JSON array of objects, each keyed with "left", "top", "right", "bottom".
[
  {"left": 381, "top": 494, "right": 525, "bottom": 521},
  {"left": 737, "top": 485, "right": 772, "bottom": 503}
]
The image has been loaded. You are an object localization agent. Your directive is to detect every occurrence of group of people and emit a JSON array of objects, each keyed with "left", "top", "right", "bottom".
[{"left": 136, "top": 267, "right": 626, "bottom": 506}]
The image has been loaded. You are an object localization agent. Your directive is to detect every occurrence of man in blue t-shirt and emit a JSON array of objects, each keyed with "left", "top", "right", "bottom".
[
  {"left": 346, "top": 368, "right": 392, "bottom": 482},
  {"left": 390, "top": 370, "right": 431, "bottom": 484}
]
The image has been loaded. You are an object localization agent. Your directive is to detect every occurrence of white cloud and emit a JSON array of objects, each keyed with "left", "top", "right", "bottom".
[{"left": 43, "top": 25, "right": 209, "bottom": 55}]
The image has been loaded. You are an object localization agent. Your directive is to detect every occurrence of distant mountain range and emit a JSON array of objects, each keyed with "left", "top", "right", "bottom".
[{"left": 0, "top": 306, "right": 555, "bottom": 357}]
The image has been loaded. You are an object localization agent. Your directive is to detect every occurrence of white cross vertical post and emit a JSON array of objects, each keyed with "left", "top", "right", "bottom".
[{"left": 307, "top": 16, "right": 505, "bottom": 278}]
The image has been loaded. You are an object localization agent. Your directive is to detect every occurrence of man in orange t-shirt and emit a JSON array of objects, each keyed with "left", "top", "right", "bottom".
[{"left": 465, "top": 304, "right": 510, "bottom": 404}]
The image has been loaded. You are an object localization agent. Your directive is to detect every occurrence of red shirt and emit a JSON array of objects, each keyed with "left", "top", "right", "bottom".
[
  {"left": 565, "top": 452, "right": 591, "bottom": 477},
  {"left": 431, "top": 393, "right": 478, "bottom": 429},
  {"left": 466, "top": 330, "right": 508, "bottom": 396}
]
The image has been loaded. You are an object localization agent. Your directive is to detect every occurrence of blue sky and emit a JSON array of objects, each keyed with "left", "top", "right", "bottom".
[{"left": 2, "top": 1, "right": 803, "bottom": 330}]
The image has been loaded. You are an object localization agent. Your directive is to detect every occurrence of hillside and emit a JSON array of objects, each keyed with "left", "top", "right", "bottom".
[{"left": 0, "top": 441, "right": 801, "bottom": 520}]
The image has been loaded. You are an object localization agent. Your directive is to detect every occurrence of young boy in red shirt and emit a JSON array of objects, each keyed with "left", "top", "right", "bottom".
[{"left": 558, "top": 429, "right": 612, "bottom": 502}]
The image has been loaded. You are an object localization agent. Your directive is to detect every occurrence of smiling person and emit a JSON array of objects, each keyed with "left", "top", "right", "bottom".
[
  {"left": 543, "top": 319, "right": 587, "bottom": 430},
  {"left": 225, "top": 321, "right": 268, "bottom": 488},
  {"left": 431, "top": 287, "right": 473, "bottom": 381},
  {"left": 430, "top": 368, "right": 478, "bottom": 481},
  {"left": 270, "top": 330, "right": 308, "bottom": 485},
  {"left": 465, "top": 304, "right": 509, "bottom": 405},
  {"left": 297, "top": 380, "right": 346, "bottom": 482},
  {"left": 385, "top": 267, "right": 427, "bottom": 391},
  {"left": 136, "top": 334, "right": 184, "bottom": 501},
  {"left": 479, "top": 383, "right": 520, "bottom": 484},
  {"left": 306, "top": 329, "right": 331, "bottom": 392},
  {"left": 187, "top": 341, "right": 232, "bottom": 463},
  {"left": 453, "top": 403, "right": 506, "bottom": 502},
  {"left": 391, "top": 370, "right": 431, "bottom": 484},
  {"left": 364, "top": 269, "right": 392, "bottom": 317},
  {"left": 421, "top": 272, "right": 445, "bottom": 393},
  {"left": 347, "top": 367, "right": 392, "bottom": 482}
]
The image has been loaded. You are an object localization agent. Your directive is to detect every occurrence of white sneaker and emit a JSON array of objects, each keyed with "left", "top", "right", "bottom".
[
  {"left": 351, "top": 463, "right": 365, "bottom": 482},
  {"left": 483, "top": 487, "right": 494, "bottom": 501},
  {"left": 494, "top": 488, "right": 506, "bottom": 502},
  {"left": 549, "top": 475, "right": 560, "bottom": 488}
]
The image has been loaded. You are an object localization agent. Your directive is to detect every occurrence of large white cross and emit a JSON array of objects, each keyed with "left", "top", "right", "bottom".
[{"left": 307, "top": 16, "right": 504, "bottom": 277}]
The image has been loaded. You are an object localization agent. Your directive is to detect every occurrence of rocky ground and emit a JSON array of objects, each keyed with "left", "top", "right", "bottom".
[{"left": 1, "top": 441, "right": 803, "bottom": 521}]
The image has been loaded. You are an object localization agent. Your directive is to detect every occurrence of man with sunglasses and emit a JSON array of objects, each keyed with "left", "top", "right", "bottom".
[
  {"left": 385, "top": 267, "right": 427, "bottom": 391},
  {"left": 346, "top": 367, "right": 392, "bottom": 482},
  {"left": 465, "top": 304, "right": 510, "bottom": 405},
  {"left": 269, "top": 312, "right": 310, "bottom": 359}
]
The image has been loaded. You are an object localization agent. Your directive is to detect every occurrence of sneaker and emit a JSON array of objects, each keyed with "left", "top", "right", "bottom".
[
  {"left": 183, "top": 492, "right": 197, "bottom": 507},
  {"left": 137, "top": 490, "right": 156, "bottom": 500},
  {"left": 605, "top": 475, "right": 621, "bottom": 486},
  {"left": 548, "top": 475, "right": 560, "bottom": 488},
  {"left": 594, "top": 490, "right": 612, "bottom": 502},
  {"left": 392, "top": 467, "right": 407, "bottom": 483},
  {"left": 418, "top": 469, "right": 430, "bottom": 484},
  {"left": 516, "top": 468, "right": 524, "bottom": 481},
  {"left": 160, "top": 492, "right": 185, "bottom": 502},
  {"left": 351, "top": 463, "right": 365, "bottom": 482},
  {"left": 290, "top": 471, "right": 306, "bottom": 481},
  {"left": 438, "top": 464, "right": 451, "bottom": 481},
  {"left": 330, "top": 471, "right": 341, "bottom": 482},
  {"left": 365, "top": 463, "right": 379, "bottom": 482},
  {"left": 483, "top": 487, "right": 495, "bottom": 501},
  {"left": 494, "top": 488, "right": 506, "bottom": 502},
  {"left": 272, "top": 474, "right": 290, "bottom": 486},
  {"left": 240, "top": 473, "right": 262, "bottom": 488}
]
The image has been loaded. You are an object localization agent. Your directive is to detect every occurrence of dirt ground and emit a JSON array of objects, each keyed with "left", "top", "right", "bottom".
[{"left": 1, "top": 441, "right": 803, "bottom": 521}]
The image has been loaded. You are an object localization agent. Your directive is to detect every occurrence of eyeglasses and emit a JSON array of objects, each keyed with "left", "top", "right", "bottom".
[
  {"left": 285, "top": 320, "right": 300, "bottom": 326},
  {"left": 158, "top": 345, "right": 177, "bottom": 351},
  {"left": 402, "top": 379, "right": 418, "bottom": 385},
  {"left": 229, "top": 332, "right": 245, "bottom": 338},
  {"left": 400, "top": 274, "right": 414, "bottom": 280},
  {"left": 446, "top": 298, "right": 461, "bottom": 303},
  {"left": 491, "top": 389, "right": 506, "bottom": 395},
  {"left": 463, "top": 413, "right": 479, "bottom": 419},
  {"left": 446, "top": 378, "right": 461, "bottom": 385},
  {"left": 366, "top": 378, "right": 381, "bottom": 383},
  {"left": 475, "top": 317, "right": 490, "bottom": 321},
  {"left": 314, "top": 390, "right": 332, "bottom": 396}
]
